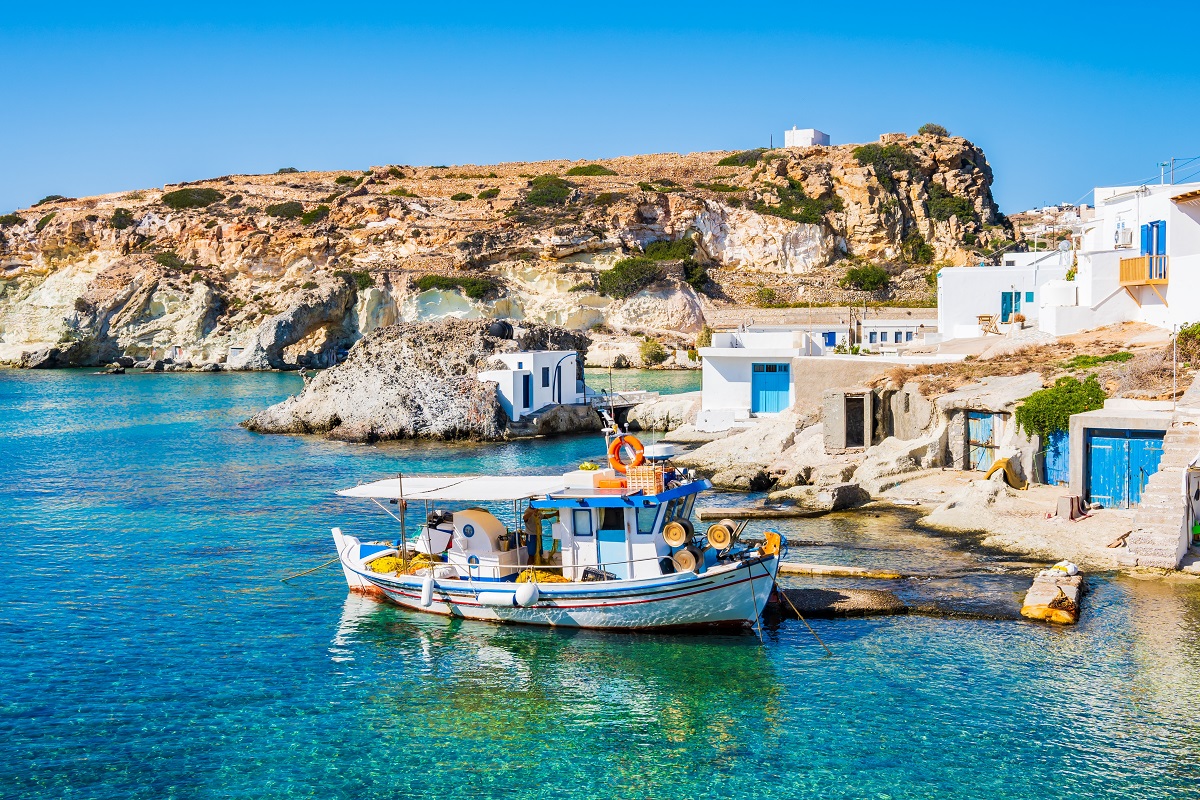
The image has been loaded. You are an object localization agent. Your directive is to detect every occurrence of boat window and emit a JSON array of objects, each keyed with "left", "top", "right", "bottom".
[
  {"left": 681, "top": 494, "right": 696, "bottom": 520},
  {"left": 572, "top": 508, "right": 593, "bottom": 537},
  {"left": 600, "top": 507, "right": 624, "bottom": 530},
  {"left": 637, "top": 506, "right": 659, "bottom": 534}
]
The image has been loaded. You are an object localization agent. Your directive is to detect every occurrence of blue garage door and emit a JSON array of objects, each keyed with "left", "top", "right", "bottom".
[
  {"left": 751, "top": 363, "right": 790, "bottom": 413},
  {"left": 1087, "top": 429, "right": 1165, "bottom": 508},
  {"left": 1042, "top": 430, "right": 1070, "bottom": 486},
  {"left": 967, "top": 411, "right": 996, "bottom": 471}
]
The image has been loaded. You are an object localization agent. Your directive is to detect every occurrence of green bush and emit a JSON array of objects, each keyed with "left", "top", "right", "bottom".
[
  {"left": 639, "top": 338, "right": 669, "bottom": 366},
  {"left": 162, "top": 187, "right": 224, "bottom": 209},
  {"left": 696, "top": 325, "right": 713, "bottom": 348},
  {"left": 902, "top": 232, "right": 935, "bottom": 264},
  {"left": 387, "top": 166, "right": 405, "bottom": 178},
  {"left": 565, "top": 164, "right": 617, "bottom": 176},
  {"left": 839, "top": 263, "right": 890, "bottom": 291},
  {"left": 386, "top": 187, "right": 417, "bottom": 197},
  {"left": 450, "top": 192, "right": 473, "bottom": 201},
  {"left": 35, "top": 213, "right": 56, "bottom": 232},
  {"left": 851, "top": 143, "right": 918, "bottom": 190},
  {"left": 927, "top": 184, "right": 974, "bottom": 222},
  {"left": 335, "top": 270, "right": 374, "bottom": 291},
  {"left": 523, "top": 175, "right": 572, "bottom": 207},
  {"left": 597, "top": 258, "right": 662, "bottom": 298},
  {"left": 301, "top": 205, "right": 330, "bottom": 225},
  {"left": 1178, "top": 322, "right": 1200, "bottom": 363},
  {"left": 110, "top": 208, "right": 137, "bottom": 230},
  {"left": 682, "top": 259, "right": 709, "bottom": 291},
  {"left": 0, "top": 213, "right": 25, "bottom": 227},
  {"left": 752, "top": 177, "right": 842, "bottom": 224},
  {"left": 593, "top": 192, "right": 621, "bottom": 206},
  {"left": 301, "top": 281, "right": 318, "bottom": 289},
  {"left": 266, "top": 201, "right": 304, "bottom": 219},
  {"left": 643, "top": 237, "right": 695, "bottom": 260},
  {"left": 695, "top": 182, "right": 743, "bottom": 192},
  {"left": 1061, "top": 351, "right": 1133, "bottom": 370},
  {"left": 275, "top": 167, "right": 300, "bottom": 174},
  {"left": 1015, "top": 375, "right": 1105, "bottom": 438},
  {"left": 753, "top": 286, "right": 778, "bottom": 306},
  {"left": 154, "top": 250, "right": 197, "bottom": 271},
  {"left": 35, "top": 195, "right": 69, "bottom": 206},
  {"left": 477, "top": 188, "right": 500, "bottom": 199},
  {"left": 918, "top": 123, "right": 949, "bottom": 137},
  {"left": 568, "top": 282, "right": 595, "bottom": 292},
  {"left": 717, "top": 149, "right": 766, "bottom": 167},
  {"left": 226, "top": 194, "right": 243, "bottom": 207},
  {"left": 334, "top": 175, "right": 360, "bottom": 185},
  {"left": 413, "top": 274, "right": 496, "bottom": 299}
]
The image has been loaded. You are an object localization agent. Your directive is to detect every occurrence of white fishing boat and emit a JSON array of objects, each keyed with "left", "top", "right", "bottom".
[{"left": 331, "top": 440, "right": 782, "bottom": 630}]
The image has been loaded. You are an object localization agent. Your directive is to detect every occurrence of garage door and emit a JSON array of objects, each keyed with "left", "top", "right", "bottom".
[
  {"left": 1087, "top": 429, "right": 1165, "bottom": 508},
  {"left": 751, "top": 363, "right": 790, "bottom": 414}
]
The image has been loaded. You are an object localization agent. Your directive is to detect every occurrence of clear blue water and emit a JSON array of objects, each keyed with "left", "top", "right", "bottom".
[
  {"left": 3, "top": 369, "right": 1200, "bottom": 799},
  {"left": 585, "top": 367, "right": 700, "bottom": 396}
]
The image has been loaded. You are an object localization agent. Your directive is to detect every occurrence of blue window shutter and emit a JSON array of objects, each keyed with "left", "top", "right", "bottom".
[
  {"left": 869, "top": 332, "right": 877, "bottom": 344},
  {"left": 1154, "top": 220, "right": 1166, "bottom": 255},
  {"left": 1140, "top": 224, "right": 1151, "bottom": 255},
  {"left": 1025, "top": 291, "right": 1034, "bottom": 303}
]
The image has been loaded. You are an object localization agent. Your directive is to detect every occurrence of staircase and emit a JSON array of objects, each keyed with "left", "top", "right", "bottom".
[{"left": 1124, "top": 382, "right": 1200, "bottom": 569}]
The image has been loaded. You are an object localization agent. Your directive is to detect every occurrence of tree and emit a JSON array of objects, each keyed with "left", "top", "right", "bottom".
[{"left": 918, "top": 123, "right": 949, "bottom": 137}]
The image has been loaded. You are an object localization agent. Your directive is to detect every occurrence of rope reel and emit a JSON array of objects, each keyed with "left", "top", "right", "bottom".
[
  {"left": 706, "top": 522, "right": 733, "bottom": 551},
  {"left": 671, "top": 545, "right": 705, "bottom": 574},
  {"left": 662, "top": 519, "right": 694, "bottom": 548}
]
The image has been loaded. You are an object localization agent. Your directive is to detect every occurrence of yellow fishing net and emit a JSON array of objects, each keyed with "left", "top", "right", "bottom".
[
  {"left": 517, "top": 568, "right": 570, "bottom": 584},
  {"left": 368, "top": 553, "right": 437, "bottom": 575}
]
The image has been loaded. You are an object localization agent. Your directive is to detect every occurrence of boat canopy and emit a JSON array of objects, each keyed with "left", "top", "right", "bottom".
[{"left": 337, "top": 475, "right": 567, "bottom": 502}]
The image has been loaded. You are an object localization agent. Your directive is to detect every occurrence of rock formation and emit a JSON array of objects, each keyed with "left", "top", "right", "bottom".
[
  {"left": 0, "top": 133, "right": 1009, "bottom": 367},
  {"left": 242, "top": 320, "right": 590, "bottom": 442}
]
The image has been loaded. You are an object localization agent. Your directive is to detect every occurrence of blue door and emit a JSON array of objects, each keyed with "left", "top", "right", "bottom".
[
  {"left": 521, "top": 373, "right": 532, "bottom": 409},
  {"left": 597, "top": 528, "right": 629, "bottom": 579},
  {"left": 1087, "top": 429, "right": 1165, "bottom": 508},
  {"left": 967, "top": 411, "right": 995, "bottom": 471},
  {"left": 1043, "top": 430, "right": 1070, "bottom": 486},
  {"left": 751, "top": 363, "right": 790, "bottom": 413},
  {"left": 822, "top": 332, "right": 837, "bottom": 348}
]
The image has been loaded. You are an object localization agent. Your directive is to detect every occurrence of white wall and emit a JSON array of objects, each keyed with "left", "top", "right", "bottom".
[
  {"left": 699, "top": 354, "right": 795, "bottom": 413},
  {"left": 479, "top": 350, "right": 581, "bottom": 421},
  {"left": 784, "top": 127, "right": 829, "bottom": 147}
]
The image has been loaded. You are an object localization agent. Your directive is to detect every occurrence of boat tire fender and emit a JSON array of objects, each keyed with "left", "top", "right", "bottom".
[
  {"left": 514, "top": 581, "right": 540, "bottom": 607},
  {"left": 419, "top": 575, "right": 435, "bottom": 607}
]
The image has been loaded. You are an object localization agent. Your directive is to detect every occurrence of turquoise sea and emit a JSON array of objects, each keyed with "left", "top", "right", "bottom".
[{"left": 3, "top": 369, "right": 1200, "bottom": 799}]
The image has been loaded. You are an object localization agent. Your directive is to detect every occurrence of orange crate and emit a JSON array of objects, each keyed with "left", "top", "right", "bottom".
[{"left": 626, "top": 464, "right": 665, "bottom": 494}]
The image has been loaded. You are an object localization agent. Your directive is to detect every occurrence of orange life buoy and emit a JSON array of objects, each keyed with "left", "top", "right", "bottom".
[{"left": 607, "top": 435, "right": 645, "bottom": 474}]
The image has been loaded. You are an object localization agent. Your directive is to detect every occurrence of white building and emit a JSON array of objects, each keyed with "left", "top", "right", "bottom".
[
  {"left": 858, "top": 318, "right": 933, "bottom": 351},
  {"left": 697, "top": 328, "right": 804, "bottom": 431},
  {"left": 478, "top": 350, "right": 584, "bottom": 422},
  {"left": 1039, "top": 182, "right": 1200, "bottom": 336},
  {"left": 936, "top": 250, "right": 1072, "bottom": 339},
  {"left": 784, "top": 127, "right": 830, "bottom": 148}
]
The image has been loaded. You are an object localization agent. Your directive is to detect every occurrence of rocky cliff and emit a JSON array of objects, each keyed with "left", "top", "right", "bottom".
[
  {"left": 0, "top": 132, "right": 1009, "bottom": 368},
  {"left": 243, "top": 320, "right": 590, "bottom": 441}
]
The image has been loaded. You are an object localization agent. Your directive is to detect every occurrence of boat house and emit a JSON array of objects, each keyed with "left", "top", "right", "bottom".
[{"left": 478, "top": 350, "right": 584, "bottom": 422}]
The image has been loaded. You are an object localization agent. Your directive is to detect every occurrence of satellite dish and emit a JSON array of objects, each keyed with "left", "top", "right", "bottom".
[{"left": 1057, "top": 240, "right": 1072, "bottom": 252}]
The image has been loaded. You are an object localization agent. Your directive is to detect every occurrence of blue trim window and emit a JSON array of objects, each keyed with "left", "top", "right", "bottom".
[
  {"left": 572, "top": 508, "right": 593, "bottom": 537},
  {"left": 905, "top": 331, "right": 914, "bottom": 342},
  {"left": 1025, "top": 291, "right": 1034, "bottom": 303},
  {"left": 869, "top": 332, "right": 877, "bottom": 344},
  {"left": 637, "top": 506, "right": 659, "bottom": 534},
  {"left": 541, "top": 366, "right": 550, "bottom": 388},
  {"left": 880, "top": 331, "right": 889, "bottom": 343}
]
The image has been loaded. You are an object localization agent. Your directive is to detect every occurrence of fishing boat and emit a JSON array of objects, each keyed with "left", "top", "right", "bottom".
[{"left": 331, "top": 439, "right": 782, "bottom": 630}]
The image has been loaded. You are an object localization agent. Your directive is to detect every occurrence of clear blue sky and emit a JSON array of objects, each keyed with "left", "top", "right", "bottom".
[{"left": 2, "top": 1, "right": 1197, "bottom": 214}]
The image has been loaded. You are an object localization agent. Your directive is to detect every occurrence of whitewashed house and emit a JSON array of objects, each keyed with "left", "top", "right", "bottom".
[
  {"left": 937, "top": 250, "right": 1071, "bottom": 339},
  {"left": 1039, "top": 181, "right": 1200, "bottom": 336},
  {"left": 478, "top": 350, "right": 583, "bottom": 422},
  {"left": 784, "top": 127, "right": 830, "bottom": 148},
  {"left": 858, "top": 318, "right": 933, "bottom": 351},
  {"left": 697, "top": 328, "right": 804, "bottom": 431}
]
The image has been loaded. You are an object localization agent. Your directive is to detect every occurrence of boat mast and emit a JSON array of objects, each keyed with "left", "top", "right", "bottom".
[{"left": 397, "top": 472, "right": 409, "bottom": 572}]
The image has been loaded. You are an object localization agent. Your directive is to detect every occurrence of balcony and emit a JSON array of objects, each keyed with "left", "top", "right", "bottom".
[{"left": 1119, "top": 255, "right": 1169, "bottom": 306}]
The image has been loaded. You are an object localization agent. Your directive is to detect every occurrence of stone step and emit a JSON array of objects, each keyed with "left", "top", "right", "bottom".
[
  {"left": 1135, "top": 555, "right": 1181, "bottom": 569},
  {"left": 1128, "top": 544, "right": 1182, "bottom": 562}
]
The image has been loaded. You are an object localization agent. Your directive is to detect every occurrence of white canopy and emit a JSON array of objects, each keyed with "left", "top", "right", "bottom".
[{"left": 337, "top": 475, "right": 566, "bottom": 502}]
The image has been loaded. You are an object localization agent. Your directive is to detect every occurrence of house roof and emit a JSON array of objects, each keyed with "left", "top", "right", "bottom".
[{"left": 1172, "top": 187, "right": 1200, "bottom": 205}]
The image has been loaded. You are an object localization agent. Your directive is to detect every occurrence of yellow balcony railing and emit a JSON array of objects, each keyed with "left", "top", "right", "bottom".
[{"left": 1119, "top": 255, "right": 1169, "bottom": 286}]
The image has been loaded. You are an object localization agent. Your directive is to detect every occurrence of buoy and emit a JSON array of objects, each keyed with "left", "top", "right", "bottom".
[
  {"left": 607, "top": 434, "right": 645, "bottom": 474},
  {"left": 419, "top": 575, "right": 434, "bottom": 607},
  {"left": 672, "top": 545, "right": 705, "bottom": 574},
  {"left": 663, "top": 519, "right": 694, "bottom": 548},
  {"left": 514, "top": 581, "right": 540, "bottom": 607},
  {"left": 706, "top": 522, "right": 733, "bottom": 550}
]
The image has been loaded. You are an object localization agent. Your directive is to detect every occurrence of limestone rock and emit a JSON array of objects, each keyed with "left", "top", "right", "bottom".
[
  {"left": 625, "top": 392, "right": 701, "bottom": 432},
  {"left": 674, "top": 412, "right": 800, "bottom": 490}
]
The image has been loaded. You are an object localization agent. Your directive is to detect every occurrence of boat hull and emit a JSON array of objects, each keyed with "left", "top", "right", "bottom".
[{"left": 333, "top": 531, "right": 778, "bottom": 630}]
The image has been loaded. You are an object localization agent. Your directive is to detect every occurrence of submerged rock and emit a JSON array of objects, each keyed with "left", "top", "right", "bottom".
[{"left": 243, "top": 319, "right": 590, "bottom": 442}]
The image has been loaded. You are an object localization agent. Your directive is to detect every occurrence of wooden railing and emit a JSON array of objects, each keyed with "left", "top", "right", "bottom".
[{"left": 1119, "top": 255, "right": 1169, "bottom": 286}]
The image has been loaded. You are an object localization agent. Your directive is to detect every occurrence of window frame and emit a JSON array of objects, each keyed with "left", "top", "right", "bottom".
[{"left": 571, "top": 508, "right": 593, "bottom": 537}]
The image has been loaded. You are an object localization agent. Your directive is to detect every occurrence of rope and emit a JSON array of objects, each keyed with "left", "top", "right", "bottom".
[
  {"left": 279, "top": 557, "right": 340, "bottom": 583},
  {"left": 781, "top": 590, "right": 833, "bottom": 656}
]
